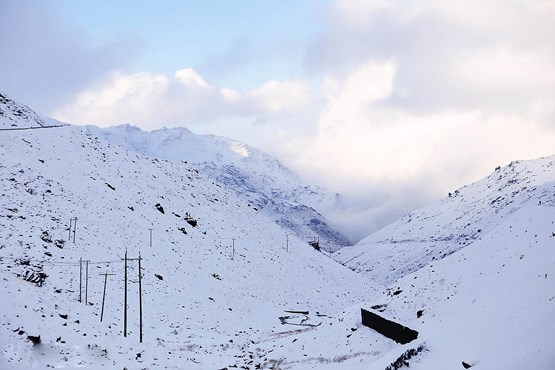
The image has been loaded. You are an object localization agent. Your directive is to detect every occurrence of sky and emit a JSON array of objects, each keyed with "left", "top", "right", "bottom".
[{"left": 1, "top": 0, "right": 554, "bottom": 241}]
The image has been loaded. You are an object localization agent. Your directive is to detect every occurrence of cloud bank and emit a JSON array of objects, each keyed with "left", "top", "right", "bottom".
[
  {"left": 0, "top": 1, "right": 140, "bottom": 113},
  {"left": 3, "top": 0, "right": 555, "bottom": 241}
]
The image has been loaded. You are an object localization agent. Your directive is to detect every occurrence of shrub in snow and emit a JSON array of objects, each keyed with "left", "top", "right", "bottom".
[{"left": 385, "top": 344, "right": 427, "bottom": 370}]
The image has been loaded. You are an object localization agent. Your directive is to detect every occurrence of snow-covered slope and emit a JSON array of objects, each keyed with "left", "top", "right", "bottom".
[
  {"left": 0, "top": 93, "right": 63, "bottom": 130},
  {"left": 1, "top": 93, "right": 49, "bottom": 129},
  {"left": 85, "top": 124, "right": 350, "bottom": 250},
  {"left": 3, "top": 92, "right": 553, "bottom": 369},
  {"left": 335, "top": 156, "right": 555, "bottom": 285},
  {"left": 0, "top": 95, "right": 396, "bottom": 369},
  {"left": 365, "top": 199, "right": 555, "bottom": 369},
  {"left": 332, "top": 155, "right": 555, "bottom": 369}
]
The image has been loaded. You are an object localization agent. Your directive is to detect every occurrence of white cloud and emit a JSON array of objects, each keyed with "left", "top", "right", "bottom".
[
  {"left": 249, "top": 79, "right": 313, "bottom": 113},
  {"left": 454, "top": 47, "right": 555, "bottom": 91},
  {"left": 54, "top": 69, "right": 315, "bottom": 129},
  {"left": 175, "top": 68, "right": 211, "bottom": 88},
  {"left": 47, "top": 0, "right": 555, "bottom": 241},
  {"left": 278, "top": 56, "right": 555, "bottom": 240},
  {"left": 320, "top": 61, "right": 396, "bottom": 132}
]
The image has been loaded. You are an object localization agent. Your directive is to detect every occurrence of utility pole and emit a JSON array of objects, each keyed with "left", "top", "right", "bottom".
[
  {"left": 99, "top": 272, "right": 115, "bottom": 322},
  {"left": 124, "top": 253, "right": 144, "bottom": 343},
  {"left": 148, "top": 228, "right": 153, "bottom": 248},
  {"left": 72, "top": 217, "right": 77, "bottom": 243},
  {"left": 69, "top": 218, "right": 74, "bottom": 241},
  {"left": 138, "top": 253, "right": 143, "bottom": 343},
  {"left": 79, "top": 257, "right": 82, "bottom": 302},
  {"left": 286, "top": 234, "right": 289, "bottom": 253},
  {"left": 123, "top": 249, "right": 128, "bottom": 337},
  {"left": 85, "top": 259, "right": 89, "bottom": 305}
]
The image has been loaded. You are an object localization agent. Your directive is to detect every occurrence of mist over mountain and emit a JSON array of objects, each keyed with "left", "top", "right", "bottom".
[{"left": 86, "top": 123, "right": 352, "bottom": 249}]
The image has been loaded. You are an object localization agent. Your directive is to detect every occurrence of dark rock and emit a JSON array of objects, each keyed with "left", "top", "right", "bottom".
[
  {"left": 155, "top": 203, "right": 165, "bottom": 214},
  {"left": 27, "top": 335, "right": 41, "bottom": 345}
]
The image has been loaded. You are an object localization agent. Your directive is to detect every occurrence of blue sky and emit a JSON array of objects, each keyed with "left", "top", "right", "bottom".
[
  {"left": 1, "top": 0, "right": 554, "bottom": 239},
  {"left": 56, "top": 0, "right": 325, "bottom": 90}
]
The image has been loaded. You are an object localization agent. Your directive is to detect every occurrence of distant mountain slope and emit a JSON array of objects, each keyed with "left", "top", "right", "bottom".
[
  {"left": 335, "top": 156, "right": 555, "bottom": 285},
  {"left": 0, "top": 93, "right": 63, "bottom": 129},
  {"left": 0, "top": 93, "right": 48, "bottom": 129},
  {"left": 86, "top": 124, "right": 351, "bottom": 250},
  {"left": 0, "top": 94, "right": 390, "bottom": 369}
]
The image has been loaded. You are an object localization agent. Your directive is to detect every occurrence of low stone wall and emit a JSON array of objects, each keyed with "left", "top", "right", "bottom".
[{"left": 361, "top": 308, "right": 418, "bottom": 344}]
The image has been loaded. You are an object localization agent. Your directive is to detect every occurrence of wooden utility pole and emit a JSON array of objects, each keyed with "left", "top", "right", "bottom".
[
  {"left": 79, "top": 257, "right": 82, "bottom": 302},
  {"left": 99, "top": 272, "right": 115, "bottom": 322},
  {"left": 122, "top": 250, "right": 144, "bottom": 342},
  {"left": 286, "top": 234, "right": 289, "bottom": 252},
  {"left": 123, "top": 249, "right": 128, "bottom": 337},
  {"left": 138, "top": 253, "right": 143, "bottom": 343},
  {"left": 69, "top": 218, "right": 74, "bottom": 241},
  {"left": 125, "top": 253, "right": 144, "bottom": 343},
  {"left": 72, "top": 217, "right": 78, "bottom": 243},
  {"left": 85, "top": 259, "right": 89, "bottom": 305}
]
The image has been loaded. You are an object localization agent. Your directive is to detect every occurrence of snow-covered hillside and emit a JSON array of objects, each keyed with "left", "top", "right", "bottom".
[
  {"left": 0, "top": 93, "right": 53, "bottom": 129},
  {"left": 0, "top": 94, "right": 398, "bottom": 369},
  {"left": 335, "top": 156, "right": 555, "bottom": 285},
  {"left": 86, "top": 124, "right": 350, "bottom": 250},
  {"left": 2, "top": 92, "right": 554, "bottom": 369},
  {"left": 332, "top": 155, "right": 555, "bottom": 369},
  {"left": 365, "top": 198, "right": 555, "bottom": 369},
  {"left": 0, "top": 94, "right": 66, "bottom": 130}
]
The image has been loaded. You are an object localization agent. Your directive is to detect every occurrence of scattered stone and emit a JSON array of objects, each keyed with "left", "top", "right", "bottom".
[
  {"left": 155, "top": 203, "right": 165, "bottom": 214},
  {"left": 27, "top": 335, "right": 41, "bottom": 345}
]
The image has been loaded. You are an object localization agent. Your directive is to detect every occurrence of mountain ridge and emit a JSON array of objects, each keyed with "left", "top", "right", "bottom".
[
  {"left": 85, "top": 123, "right": 351, "bottom": 249},
  {"left": 335, "top": 154, "right": 555, "bottom": 285}
]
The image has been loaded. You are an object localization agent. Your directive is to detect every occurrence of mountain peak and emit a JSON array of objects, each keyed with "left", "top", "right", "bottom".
[{"left": 0, "top": 92, "right": 47, "bottom": 129}]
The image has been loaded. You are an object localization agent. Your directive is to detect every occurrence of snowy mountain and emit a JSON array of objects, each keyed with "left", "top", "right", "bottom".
[
  {"left": 2, "top": 92, "right": 554, "bottom": 369},
  {"left": 85, "top": 124, "right": 351, "bottom": 250},
  {"left": 0, "top": 93, "right": 393, "bottom": 369},
  {"left": 331, "top": 155, "right": 555, "bottom": 369},
  {"left": 0, "top": 93, "right": 59, "bottom": 129},
  {"left": 364, "top": 182, "right": 555, "bottom": 369},
  {"left": 335, "top": 156, "right": 555, "bottom": 285}
]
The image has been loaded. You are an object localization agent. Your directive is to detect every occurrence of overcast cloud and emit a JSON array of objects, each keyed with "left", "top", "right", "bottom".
[
  {"left": 2, "top": 0, "right": 554, "bottom": 241},
  {"left": 0, "top": 1, "right": 140, "bottom": 113}
]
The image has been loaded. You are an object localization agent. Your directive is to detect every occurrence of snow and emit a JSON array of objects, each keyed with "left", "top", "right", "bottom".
[
  {"left": 336, "top": 155, "right": 555, "bottom": 369},
  {"left": 335, "top": 156, "right": 555, "bottom": 285},
  {"left": 0, "top": 93, "right": 64, "bottom": 130},
  {"left": 365, "top": 202, "right": 555, "bottom": 369},
  {"left": 1, "top": 92, "right": 554, "bottom": 369},
  {"left": 0, "top": 97, "right": 390, "bottom": 369},
  {"left": 85, "top": 124, "right": 351, "bottom": 250}
]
